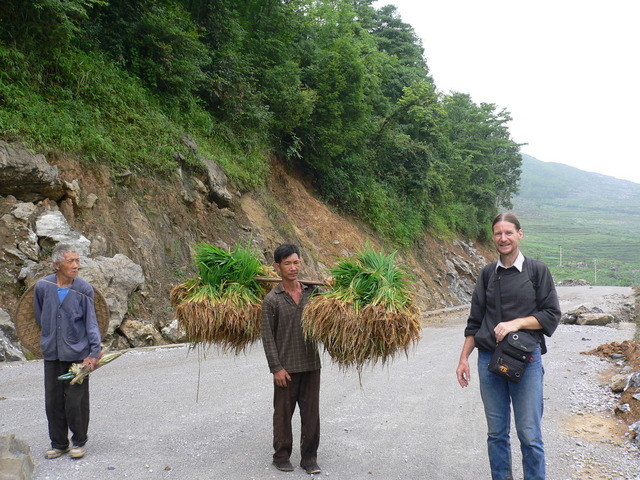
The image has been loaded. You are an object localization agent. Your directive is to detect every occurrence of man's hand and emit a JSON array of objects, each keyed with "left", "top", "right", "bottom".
[
  {"left": 494, "top": 321, "right": 519, "bottom": 343},
  {"left": 456, "top": 358, "right": 471, "bottom": 388},
  {"left": 495, "top": 316, "right": 542, "bottom": 342},
  {"left": 273, "top": 369, "right": 291, "bottom": 388},
  {"left": 83, "top": 356, "right": 100, "bottom": 372},
  {"left": 457, "top": 336, "right": 475, "bottom": 388}
]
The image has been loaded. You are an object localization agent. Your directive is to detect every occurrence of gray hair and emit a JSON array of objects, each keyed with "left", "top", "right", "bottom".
[{"left": 52, "top": 243, "right": 78, "bottom": 264}]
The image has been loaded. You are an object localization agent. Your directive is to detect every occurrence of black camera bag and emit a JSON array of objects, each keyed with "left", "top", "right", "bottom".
[{"left": 488, "top": 331, "right": 538, "bottom": 383}]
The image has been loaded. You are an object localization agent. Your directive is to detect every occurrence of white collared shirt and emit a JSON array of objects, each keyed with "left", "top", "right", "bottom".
[{"left": 496, "top": 251, "right": 524, "bottom": 271}]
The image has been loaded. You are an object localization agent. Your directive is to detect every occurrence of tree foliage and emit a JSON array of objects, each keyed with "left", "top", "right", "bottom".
[
  {"left": 0, "top": 0, "right": 522, "bottom": 245},
  {"left": 83, "top": 0, "right": 210, "bottom": 103}
]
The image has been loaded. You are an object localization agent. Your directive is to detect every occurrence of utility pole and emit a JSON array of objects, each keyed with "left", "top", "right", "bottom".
[{"left": 559, "top": 245, "right": 563, "bottom": 267}]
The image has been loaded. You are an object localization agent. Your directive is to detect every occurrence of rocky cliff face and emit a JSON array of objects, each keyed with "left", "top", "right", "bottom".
[{"left": 0, "top": 140, "right": 490, "bottom": 360}]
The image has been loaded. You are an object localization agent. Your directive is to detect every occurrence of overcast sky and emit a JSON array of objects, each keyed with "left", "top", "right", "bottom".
[{"left": 374, "top": 0, "right": 639, "bottom": 184}]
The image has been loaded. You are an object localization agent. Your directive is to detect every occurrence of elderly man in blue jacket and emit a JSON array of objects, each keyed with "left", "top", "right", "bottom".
[{"left": 34, "top": 243, "right": 102, "bottom": 460}]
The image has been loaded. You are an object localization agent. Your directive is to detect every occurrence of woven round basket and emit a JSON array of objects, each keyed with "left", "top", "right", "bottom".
[{"left": 13, "top": 283, "right": 110, "bottom": 359}]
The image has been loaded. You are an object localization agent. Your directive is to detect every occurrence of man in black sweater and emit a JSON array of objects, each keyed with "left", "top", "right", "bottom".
[{"left": 456, "top": 212, "right": 561, "bottom": 480}]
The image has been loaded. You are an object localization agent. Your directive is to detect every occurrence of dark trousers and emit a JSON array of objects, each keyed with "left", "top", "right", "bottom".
[
  {"left": 44, "top": 360, "right": 90, "bottom": 449},
  {"left": 272, "top": 369, "right": 320, "bottom": 467}
]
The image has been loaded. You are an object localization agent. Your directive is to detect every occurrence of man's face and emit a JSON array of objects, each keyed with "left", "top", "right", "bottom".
[
  {"left": 492, "top": 221, "right": 523, "bottom": 257},
  {"left": 55, "top": 252, "right": 80, "bottom": 281},
  {"left": 275, "top": 253, "right": 301, "bottom": 281}
]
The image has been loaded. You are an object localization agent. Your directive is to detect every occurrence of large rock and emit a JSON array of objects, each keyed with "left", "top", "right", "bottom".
[
  {"left": 34, "top": 210, "right": 91, "bottom": 256},
  {"left": 610, "top": 373, "right": 628, "bottom": 393},
  {"left": 441, "top": 241, "right": 486, "bottom": 305},
  {"left": 0, "top": 141, "right": 64, "bottom": 202},
  {"left": 0, "top": 434, "right": 34, "bottom": 480},
  {"left": 627, "top": 372, "right": 640, "bottom": 390},
  {"left": 561, "top": 305, "right": 591, "bottom": 325},
  {"left": 118, "top": 319, "right": 163, "bottom": 347},
  {"left": 576, "top": 313, "right": 617, "bottom": 326},
  {"left": 161, "top": 319, "right": 187, "bottom": 343},
  {"left": 454, "top": 239, "right": 487, "bottom": 266},
  {"left": 444, "top": 257, "right": 476, "bottom": 302},
  {"left": 0, "top": 309, "right": 18, "bottom": 342},
  {"left": 201, "top": 157, "right": 232, "bottom": 208},
  {"left": 1, "top": 203, "right": 39, "bottom": 262},
  {"left": 0, "top": 333, "right": 26, "bottom": 362},
  {"left": 562, "top": 306, "right": 617, "bottom": 326},
  {"left": 79, "top": 255, "right": 146, "bottom": 335},
  {"left": 2, "top": 201, "right": 93, "bottom": 264},
  {"left": 16, "top": 253, "right": 146, "bottom": 341},
  {"left": 0, "top": 309, "right": 26, "bottom": 362},
  {"left": 17, "top": 261, "right": 51, "bottom": 287}
]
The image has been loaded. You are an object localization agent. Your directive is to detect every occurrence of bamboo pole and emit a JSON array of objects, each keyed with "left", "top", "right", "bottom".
[{"left": 253, "top": 276, "right": 327, "bottom": 286}]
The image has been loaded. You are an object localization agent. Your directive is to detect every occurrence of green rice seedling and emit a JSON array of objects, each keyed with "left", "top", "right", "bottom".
[
  {"left": 302, "top": 245, "right": 421, "bottom": 372},
  {"left": 170, "top": 241, "right": 272, "bottom": 354},
  {"left": 194, "top": 242, "right": 265, "bottom": 297}
]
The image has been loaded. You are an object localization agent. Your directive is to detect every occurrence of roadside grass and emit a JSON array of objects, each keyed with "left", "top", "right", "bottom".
[{"left": 0, "top": 46, "right": 269, "bottom": 191}]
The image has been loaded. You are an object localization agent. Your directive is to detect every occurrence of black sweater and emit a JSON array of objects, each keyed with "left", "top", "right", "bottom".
[{"left": 464, "top": 257, "right": 561, "bottom": 353}]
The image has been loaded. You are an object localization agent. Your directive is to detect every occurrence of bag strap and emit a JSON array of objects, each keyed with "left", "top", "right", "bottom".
[
  {"left": 493, "top": 268, "right": 503, "bottom": 325},
  {"left": 523, "top": 256, "right": 539, "bottom": 290},
  {"left": 490, "top": 258, "right": 545, "bottom": 351},
  {"left": 482, "top": 262, "right": 496, "bottom": 288},
  {"left": 481, "top": 263, "right": 501, "bottom": 323}
]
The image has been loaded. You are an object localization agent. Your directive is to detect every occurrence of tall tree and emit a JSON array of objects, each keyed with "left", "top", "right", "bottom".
[
  {"left": 443, "top": 92, "right": 522, "bottom": 232},
  {"left": 365, "top": 4, "right": 430, "bottom": 102},
  {"left": 84, "top": 0, "right": 209, "bottom": 103}
]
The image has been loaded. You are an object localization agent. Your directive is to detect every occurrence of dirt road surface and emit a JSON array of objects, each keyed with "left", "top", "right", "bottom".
[{"left": 1, "top": 286, "right": 638, "bottom": 480}]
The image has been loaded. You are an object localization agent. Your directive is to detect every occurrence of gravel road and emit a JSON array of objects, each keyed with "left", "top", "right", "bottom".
[{"left": 1, "top": 286, "right": 638, "bottom": 480}]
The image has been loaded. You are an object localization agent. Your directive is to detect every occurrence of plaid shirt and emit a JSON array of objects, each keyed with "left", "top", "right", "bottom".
[{"left": 261, "top": 283, "right": 321, "bottom": 374}]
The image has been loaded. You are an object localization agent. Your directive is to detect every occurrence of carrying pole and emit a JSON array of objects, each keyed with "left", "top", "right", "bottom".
[{"left": 253, "top": 276, "right": 327, "bottom": 286}]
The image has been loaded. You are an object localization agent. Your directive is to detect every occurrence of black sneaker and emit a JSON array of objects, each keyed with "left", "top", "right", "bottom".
[
  {"left": 272, "top": 460, "right": 295, "bottom": 472},
  {"left": 303, "top": 463, "right": 321, "bottom": 474}
]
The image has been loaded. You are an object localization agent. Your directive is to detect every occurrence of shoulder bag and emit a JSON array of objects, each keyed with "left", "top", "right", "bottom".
[
  {"left": 486, "top": 267, "right": 539, "bottom": 382},
  {"left": 488, "top": 331, "right": 538, "bottom": 382}
]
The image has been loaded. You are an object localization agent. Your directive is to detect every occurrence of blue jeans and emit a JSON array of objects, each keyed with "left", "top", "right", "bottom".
[{"left": 477, "top": 348, "right": 545, "bottom": 480}]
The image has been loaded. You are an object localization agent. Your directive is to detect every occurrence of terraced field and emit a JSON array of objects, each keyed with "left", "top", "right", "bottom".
[{"left": 513, "top": 154, "right": 640, "bottom": 286}]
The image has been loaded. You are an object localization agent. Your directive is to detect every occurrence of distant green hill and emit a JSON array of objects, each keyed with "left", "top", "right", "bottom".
[{"left": 513, "top": 154, "right": 640, "bottom": 286}]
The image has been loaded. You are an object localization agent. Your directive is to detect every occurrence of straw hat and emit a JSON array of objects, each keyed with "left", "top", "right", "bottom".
[{"left": 13, "top": 283, "right": 110, "bottom": 358}]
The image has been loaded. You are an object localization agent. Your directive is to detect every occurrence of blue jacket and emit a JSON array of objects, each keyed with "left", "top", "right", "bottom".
[{"left": 33, "top": 274, "right": 102, "bottom": 361}]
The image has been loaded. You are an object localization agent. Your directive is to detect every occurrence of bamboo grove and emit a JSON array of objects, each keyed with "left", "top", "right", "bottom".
[{"left": 0, "top": 0, "right": 522, "bottom": 245}]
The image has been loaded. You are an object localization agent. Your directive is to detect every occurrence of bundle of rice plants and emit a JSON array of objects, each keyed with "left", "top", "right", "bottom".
[
  {"left": 170, "top": 242, "right": 272, "bottom": 354},
  {"left": 302, "top": 245, "right": 421, "bottom": 371}
]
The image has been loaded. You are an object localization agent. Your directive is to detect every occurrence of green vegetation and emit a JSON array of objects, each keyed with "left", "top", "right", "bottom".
[
  {"left": 169, "top": 241, "right": 270, "bottom": 354},
  {"left": 0, "top": 0, "right": 522, "bottom": 245},
  {"left": 193, "top": 242, "right": 266, "bottom": 300},
  {"left": 515, "top": 155, "right": 640, "bottom": 286},
  {"left": 302, "top": 245, "right": 421, "bottom": 371},
  {"left": 327, "top": 245, "right": 414, "bottom": 313}
]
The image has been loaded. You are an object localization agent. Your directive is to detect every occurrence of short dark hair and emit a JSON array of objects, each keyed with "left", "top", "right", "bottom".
[
  {"left": 274, "top": 244, "right": 300, "bottom": 263},
  {"left": 492, "top": 212, "right": 521, "bottom": 231}
]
